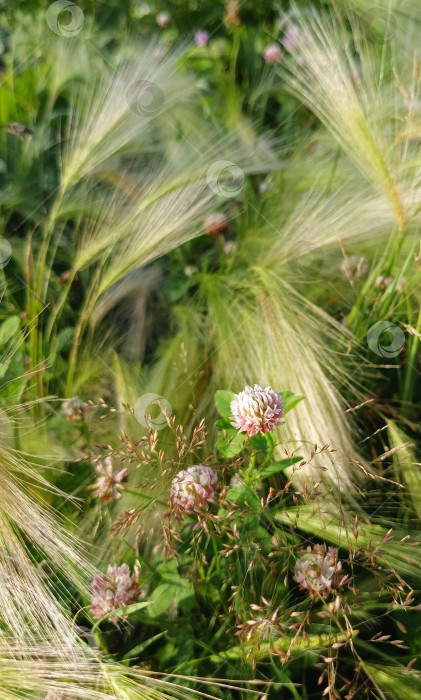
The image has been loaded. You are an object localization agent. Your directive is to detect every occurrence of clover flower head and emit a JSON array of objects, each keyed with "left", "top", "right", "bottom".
[
  {"left": 156, "top": 11, "right": 170, "bottom": 27},
  {"left": 203, "top": 212, "right": 228, "bottom": 237},
  {"left": 294, "top": 544, "right": 342, "bottom": 596},
  {"left": 230, "top": 384, "right": 284, "bottom": 437},
  {"left": 90, "top": 563, "right": 139, "bottom": 622},
  {"left": 195, "top": 30, "right": 210, "bottom": 47},
  {"left": 184, "top": 264, "right": 198, "bottom": 277},
  {"left": 223, "top": 240, "right": 237, "bottom": 256},
  {"left": 170, "top": 465, "right": 218, "bottom": 510},
  {"left": 61, "top": 397, "right": 84, "bottom": 422},
  {"left": 282, "top": 24, "right": 309, "bottom": 53},
  {"left": 263, "top": 44, "right": 282, "bottom": 64},
  {"left": 90, "top": 456, "right": 129, "bottom": 502}
]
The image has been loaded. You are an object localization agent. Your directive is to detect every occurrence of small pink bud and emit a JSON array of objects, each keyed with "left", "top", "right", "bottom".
[
  {"left": 203, "top": 212, "right": 228, "bottom": 238},
  {"left": 263, "top": 44, "right": 282, "bottom": 64}
]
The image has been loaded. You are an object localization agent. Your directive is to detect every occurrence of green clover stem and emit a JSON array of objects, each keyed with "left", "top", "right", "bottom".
[{"left": 254, "top": 431, "right": 276, "bottom": 478}]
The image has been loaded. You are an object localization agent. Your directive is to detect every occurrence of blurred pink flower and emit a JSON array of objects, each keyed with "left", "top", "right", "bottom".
[
  {"left": 184, "top": 264, "right": 198, "bottom": 277},
  {"left": 90, "top": 563, "right": 139, "bottom": 622},
  {"left": 282, "top": 24, "right": 309, "bottom": 53},
  {"left": 170, "top": 465, "right": 218, "bottom": 510},
  {"left": 156, "top": 11, "right": 170, "bottom": 28},
  {"left": 90, "top": 456, "right": 129, "bottom": 502},
  {"left": 230, "top": 384, "right": 284, "bottom": 436},
  {"left": 223, "top": 240, "right": 237, "bottom": 256},
  {"left": 282, "top": 25, "right": 300, "bottom": 52},
  {"left": 61, "top": 397, "right": 84, "bottom": 421},
  {"left": 294, "top": 544, "right": 342, "bottom": 596},
  {"left": 263, "top": 44, "right": 282, "bottom": 64},
  {"left": 195, "top": 30, "right": 210, "bottom": 47},
  {"left": 203, "top": 212, "right": 228, "bottom": 237}
]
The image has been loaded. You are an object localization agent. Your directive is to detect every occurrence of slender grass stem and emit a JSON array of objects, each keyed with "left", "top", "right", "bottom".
[
  {"left": 65, "top": 264, "right": 102, "bottom": 396},
  {"left": 401, "top": 305, "right": 421, "bottom": 411},
  {"left": 45, "top": 268, "right": 77, "bottom": 342}
]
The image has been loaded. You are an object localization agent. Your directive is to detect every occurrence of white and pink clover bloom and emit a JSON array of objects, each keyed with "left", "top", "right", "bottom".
[
  {"left": 170, "top": 465, "right": 218, "bottom": 510},
  {"left": 230, "top": 384, "right": 284, "bottom": 437}
]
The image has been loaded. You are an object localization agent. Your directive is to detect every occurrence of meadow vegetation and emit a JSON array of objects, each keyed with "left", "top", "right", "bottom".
[{"left": 1, "top": 1, "right": 421, "bottom": 698}]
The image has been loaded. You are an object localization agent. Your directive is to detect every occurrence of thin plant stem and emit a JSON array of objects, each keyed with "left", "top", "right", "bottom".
[
  {"left": 401, "top": 305, "right": 421, "bottom": 411},
  {"left": 45, "top": 268, "right": 77, "bottom": 342},
  {"left": 65, "top": 264, "right": 103, "bottom": 396}
]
